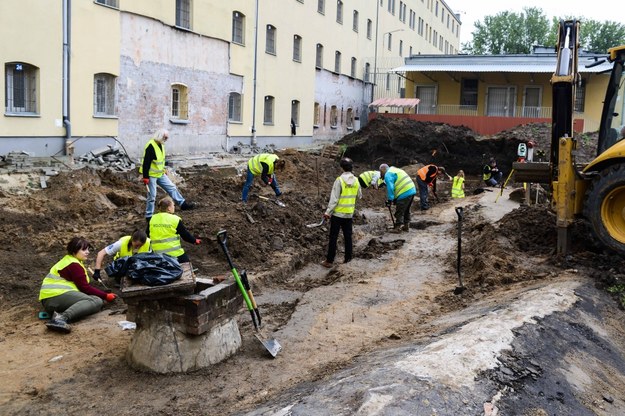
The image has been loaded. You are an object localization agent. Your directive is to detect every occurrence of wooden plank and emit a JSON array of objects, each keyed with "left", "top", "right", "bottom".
[{"left": 120, "top": 262, "right": 196, "bottom": 300}]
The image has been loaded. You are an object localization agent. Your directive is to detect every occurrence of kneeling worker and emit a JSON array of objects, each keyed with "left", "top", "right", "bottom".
[
  {"left": 148, "top": 196, "right": 201, "bottom": 264},
  {"left": 93, "top": 229, "right": 151, "bottom": 282}
]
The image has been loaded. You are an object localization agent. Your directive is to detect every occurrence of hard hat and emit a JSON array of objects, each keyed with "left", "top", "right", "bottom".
[{"left": 340, "top": 157, "right": 353, "bottom": 171}]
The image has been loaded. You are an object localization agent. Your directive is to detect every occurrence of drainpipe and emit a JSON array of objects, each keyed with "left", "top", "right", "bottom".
[
  {"left": 250, "top": 0, "right": 259, "bottom": 146},
  {"left": 62, "top": 0, "right": 72, "bottom": 158}
]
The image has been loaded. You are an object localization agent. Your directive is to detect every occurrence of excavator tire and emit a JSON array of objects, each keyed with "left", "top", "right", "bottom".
[{"left": 583, "top": 163, "right": 625, "bottom": 256}]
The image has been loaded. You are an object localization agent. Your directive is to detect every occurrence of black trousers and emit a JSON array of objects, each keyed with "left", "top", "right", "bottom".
[
  {"left": 326, "top": 215, "right": 353, "bottom": 263},
  {"left": 394, "top": 195, "right": 414, "bottom": 225}
]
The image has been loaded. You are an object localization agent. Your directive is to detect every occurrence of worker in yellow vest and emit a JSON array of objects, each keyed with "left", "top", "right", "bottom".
[
  {"left": 39, "top": 237, "right": 116, "bottom": 333},
  {"left": 451, "top": 170, "right": 465, "bottom": 199},
  {"left": 148, "top": 196, "right": 201, "bottom": 264},
  {"left": 241, "top": 153, "right": 286, "bottom": 202},
  {"left": 380, "top": 163, "right": 417, "bottom": 233},
  {"left": 140, "top": 129, "right": 196, "bottom": 222},
  {"left": 93, "top": 229, "right": 151, "bottom": 283},
  {"left": 321, "top": 158, "right": 362, "bottom": 268},
  {"left": 358, "top": 170, "right": 384, "bottom": 189}
]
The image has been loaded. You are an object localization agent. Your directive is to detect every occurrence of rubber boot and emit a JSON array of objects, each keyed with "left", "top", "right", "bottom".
[
  {"left": 390, "top": 224, "right": 402, "bottom": 234},
  {"left": 401, "top": 223, "right": 410, "bottom": 232},
  {"left": 45, "top": 312, "right": 71, "bottom": 334}
]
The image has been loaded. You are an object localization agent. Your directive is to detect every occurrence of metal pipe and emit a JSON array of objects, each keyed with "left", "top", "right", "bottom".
[
  {"left": 62, "top": 0, "right": 72, "bottom": 151},
  {"left": 372, "top": 2, "right": 379, "bottom": 102},
  {"left": 250, "top": 0, "right": 260, "bottom": 146}
]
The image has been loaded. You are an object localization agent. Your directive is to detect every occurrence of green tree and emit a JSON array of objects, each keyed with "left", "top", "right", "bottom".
[
  {"left": 463, "top": 7, "right": 550, "bottom": 54},
  {"left": 579, "top": 19, "right": 625, "bottom": 53}
]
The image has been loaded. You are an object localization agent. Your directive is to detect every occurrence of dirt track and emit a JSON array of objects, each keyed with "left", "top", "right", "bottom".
[{"left": 1, "top": 120, "right": 625, "bottom": 415}]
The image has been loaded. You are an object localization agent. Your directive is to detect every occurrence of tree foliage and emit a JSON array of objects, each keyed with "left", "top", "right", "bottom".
[{"left": 462, "top": 8, "right": 625, "bottom": 55}]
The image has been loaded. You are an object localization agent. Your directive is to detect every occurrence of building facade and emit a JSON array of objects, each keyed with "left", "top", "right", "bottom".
[{"left": 1, "top": 0, "right": 460, "bottom": 159}]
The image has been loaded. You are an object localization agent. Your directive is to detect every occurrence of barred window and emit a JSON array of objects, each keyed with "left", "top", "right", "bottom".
[
  {"left": 232, "top": 11, "right": 245, "bottom": 45},
  {"left": 5, "top": 62, "right": 38, "bottom": 114},
  {"left": 94, "top": 73, "right": 117, "bottom": 116},
  {"left": 228, "top": 92, "right": 242, "bottom": 122},
  {"left": 266, "top": 25, "right": 276, "bottom": 55},
  {"left": 264, "top": 95, "right": 274, "bottom": 124},
  {"left": 176, "top": 0, "right": 191, "bottom": 30},
  {"left": 293, "top": 35, "right": 302, "bottom": 62},
  {"left": 171, "top": 83, "right": 188, "bottom": 120}
]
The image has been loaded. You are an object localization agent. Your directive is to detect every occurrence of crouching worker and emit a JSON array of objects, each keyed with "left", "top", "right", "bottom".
[
  {"left": 93, "top": 229, "right": 151, "bottom": 284},
  {"left": 39, "top": 237, "right": 117, "bottom": 334},
  {"left": 148, "top": 196, "right": 201, "bottom": 264}
]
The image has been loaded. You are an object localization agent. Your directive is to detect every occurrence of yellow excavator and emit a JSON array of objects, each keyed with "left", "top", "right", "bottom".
[{"left": 515, "top": 20, "right": 625, "bottom": 256}]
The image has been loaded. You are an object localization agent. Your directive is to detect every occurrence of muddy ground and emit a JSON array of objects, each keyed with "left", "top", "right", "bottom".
[{"left": 1, "top": 119, "right": 624, "bottom": 415}]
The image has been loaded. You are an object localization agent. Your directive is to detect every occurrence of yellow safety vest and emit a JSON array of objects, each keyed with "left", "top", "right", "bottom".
[
  {"left": 451, "top": 176, "right": 465, "bottom": 198},
  {"left": 388, "top": 167, "right": 415, "bottom": 199},
  {"left": 115, "top": 235, "right": 152, "bottom": 259},
  {"left": 334, "top": 176, "right": 360, "bottom": 215},
  {"left": 150, "top": 212, "right": 184, "bottom": 258},
  {"left": 248, "top": 154, "right": 279, "bottom": 176},
  {"left": 39, "top": 255, "right": 89, "bottom": 301},
  {"left": 139, "top": 139, "right": 165, "bottom": 178},
  {"left": 483, "top": 165, "right": 492, "bottom": 181},
  {"left": 359, "top": 171, "right": 382, "bottom": 188}
]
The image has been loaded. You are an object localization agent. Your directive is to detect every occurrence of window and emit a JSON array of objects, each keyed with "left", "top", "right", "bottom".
[
  {"left": 316, "top": 44, "right": 323, "bottom": 68},
  {"left": 336, "top": 1, "right": 343, "bottom": 24},
  {"left": 399, "top": 40, "right": 403, "bottom": 56},
  {"left": 334, "top": 51, "right": 341, "bottom": 74},
  {"left": 317, "top": 0, "right": 325, "bottom": 14},
  {"left": 5, "top": 62, "right": 38, "bottom": 114},
  {"left": 314, "top": 102, "right": 320, "bottom": 126},
  {"left": 367, "top": 19, "right": 372, "bottom": 39},
  {"left": 93, "top": 73, "right": 116, "bottom": 116},
  {"left": 352, "top": 10, "right": 359, "bottom": 32},
  {"left": 460, "top": 78, "right": 478, "bottom": 108},
  {"left": 232, "top": 11, "right": 245, "bottom": 45},
  {"left": 171, "top": 83, "right": 188, "bottom": 120},
  {"left": 228, "top": 92, "right": 242, "bottom": 122},
  {"left": 346, "top": 108, "right": 353, "bottom": 129},
  {"left": 350, "top": 57, "right": 357, "bottom": 78},
  {"left": 291, "top": 100, "right": 300, "bottom": 127},
  {"left": 364, "top": 62, "right": 370, "bottom": 82},
  {"left": 95, "top": 0, "right": 118, "bottom": 7},
  {"left": 575, "top": 79, "right": 586, "bottom": 112},
  {"left": 263, "top": 96, "right": 274, "bottom": 124},
  {"left": 330, "top": 105, "right": 338, "bottom": 127},
  {"left": 386, "top": 73, "right": 391, "bottom": 90},
  {"left": 387, "top": 33, "right": 392, "bottom": 51},
  {"left": 266, "top": 25, "right": 276, "bottom": 55},
  {"left": 293, "top": 35, "right": 302, "bottom": 62},
  {"left": 176, "top": 0, "right": 191, "bottom": 30}
]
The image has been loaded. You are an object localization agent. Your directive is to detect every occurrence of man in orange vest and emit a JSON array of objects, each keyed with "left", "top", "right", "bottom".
[{"left": 416, "top": 164, "right": 439, "bottom": 211}]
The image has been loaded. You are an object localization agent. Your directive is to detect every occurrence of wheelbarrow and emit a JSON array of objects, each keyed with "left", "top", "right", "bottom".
[{"left": 216, "top": 230, "right": 282, "bottom": 357}]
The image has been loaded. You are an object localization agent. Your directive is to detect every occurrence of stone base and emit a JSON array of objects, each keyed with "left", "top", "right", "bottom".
[{"left": 126, "top": 314, "right": 242, "bottom": 373}]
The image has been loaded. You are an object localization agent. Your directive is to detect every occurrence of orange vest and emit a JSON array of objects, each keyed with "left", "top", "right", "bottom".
[{"left": 417, "top": 165, "right": 438, "bottom": 183}]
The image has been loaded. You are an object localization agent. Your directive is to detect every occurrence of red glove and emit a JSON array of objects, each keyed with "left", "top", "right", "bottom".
[
  {"left": 267, "top": 177, "right": 273, "bottom": 185},
  {"left": 195, "top": 239, "right": 202, "bottom": 245},
  {"left": 105, "top": 293, "right": 117, "bottom": 302},
  {"left": 142, "top": 178, "right": 150, "bottom": 185}
]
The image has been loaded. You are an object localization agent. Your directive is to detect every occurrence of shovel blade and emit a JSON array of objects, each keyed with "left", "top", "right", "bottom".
[
  {"left": 306, "top": 219, "right": 325, "bottom": 228},
  {"left": 273, "top": 199, "right": 286, "bottom": 208},
  {"left": 255, "top": 332, "right": 282, "bottom": 358}
]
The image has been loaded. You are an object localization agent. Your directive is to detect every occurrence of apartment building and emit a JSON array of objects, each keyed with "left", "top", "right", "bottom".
[{"left": 0, "top": 0, "right": 460, "bottom": 159}]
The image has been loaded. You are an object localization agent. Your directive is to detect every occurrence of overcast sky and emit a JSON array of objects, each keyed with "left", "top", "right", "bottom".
[{"left": 444, "top": 0, "right": 623, "bottom": 45}]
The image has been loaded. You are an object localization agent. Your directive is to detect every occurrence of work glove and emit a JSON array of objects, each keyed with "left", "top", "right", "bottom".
[
  {"left": 142, "top": 178, "right": 150, "bottom": 185},
  {"left": 105, "top": 293, "right": 117, "bottom": 302},
  {"left": 267, "top": 177, "right": 273, "bottom": 186},
  {"left": 323, "top": 213, "right": 331, "bottom": 220},
  {"left": 93, "top": 269, "right": 101, "bottom": 281},
  {"left": 385, "top": 200, "right": 393, "bottom": 208},
  {"left": 195, "top": 238, "right": 202, "bottom": 245}
]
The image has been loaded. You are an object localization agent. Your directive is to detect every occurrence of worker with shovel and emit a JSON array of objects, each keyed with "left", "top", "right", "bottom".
[
  {"left": 39, "top": 237, "right": 117, "bottom": 334},
  {"left": 321, "top": 158, "right": 361, "bottom": 268},
  {"left": 241, "top": 153, "right": 286, "bottom": 203},
  {"left": 416, "top": 164, "right": 440, "bottom": 211},
  {"left": 140, "top": 129, "right": 196, "bottom": 223},
  {"left": 148, "top": 196, "right": 201, "bottom": 264},
  {"left": 380, "top": 164, "right": 416, "bottom": 233}
]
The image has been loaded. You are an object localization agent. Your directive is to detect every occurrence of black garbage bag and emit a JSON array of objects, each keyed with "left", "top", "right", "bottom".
[
  {"left": 105, "top": 256, "right": 131, "bottom": 278},
  {"left": 127, "top": 253, "right": 183, "bottom": 286}
]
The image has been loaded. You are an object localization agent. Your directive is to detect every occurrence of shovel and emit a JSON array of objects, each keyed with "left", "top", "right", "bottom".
[
  {"left": 453, "top": 207, "right": 466, "bottom": 295},
  {"left": 387, "top": 205, "right": 395, "bottom": 227},
  {"left": 257, "top": 195, "right": 286, "bottom": 207},
  {"left": 306, "top": 218, "right": 325, "bottom": 228},
  {"left": 216, "top": 230, "right": 282, "bottom": 358}
]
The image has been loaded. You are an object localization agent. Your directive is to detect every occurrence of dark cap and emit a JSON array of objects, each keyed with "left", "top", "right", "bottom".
[{"left": 340, "top": 157, "right": 353, "bottom": 171}]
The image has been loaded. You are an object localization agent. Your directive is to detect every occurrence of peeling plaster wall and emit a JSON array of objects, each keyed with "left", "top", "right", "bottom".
[
  {"left": 313, "top": 70, "right": 369, "bottom": 143},
  {"left": 118, "top": 13, "right": 242, "bottom": 159}
]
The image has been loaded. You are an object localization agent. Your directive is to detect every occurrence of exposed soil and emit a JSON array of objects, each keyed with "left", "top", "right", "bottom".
[{"left": 1, "top": 119, "right": 624, "bottom": 415}]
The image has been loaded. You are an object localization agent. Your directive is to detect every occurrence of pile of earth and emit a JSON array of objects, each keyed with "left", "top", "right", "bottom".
[{"left": 340, "top": 117, "right": 599, "bottom": 176}]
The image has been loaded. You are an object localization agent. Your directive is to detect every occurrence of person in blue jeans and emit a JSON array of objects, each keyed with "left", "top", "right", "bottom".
[
  {"left": 380, "top": 164, "right": 417, "bottom": 233},
  {"left": 241, "top": 153, "right": 286, "bottom": 203},
  {"left": 483, "top": 158, "right": 503, "bottom": 187},
  {"left": 140, "top": 129, "right": 195, "bottom": 222}
]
